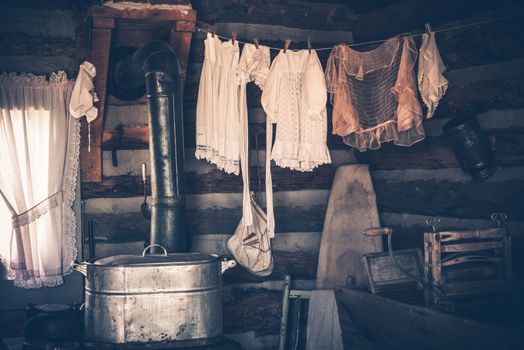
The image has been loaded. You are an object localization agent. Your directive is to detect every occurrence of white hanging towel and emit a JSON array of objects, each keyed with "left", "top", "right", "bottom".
[
  {"left": 69, "top": 61, "right": 99, "bottom": 152},
  {"left": 306, "top": 290, "right": 344, "bottom": 350},
  {"left": 69, "top": 61, "right": 98, "bottom": 122},
  {"left": 417, "top": 30, "right": 448, "bottom": 118}
]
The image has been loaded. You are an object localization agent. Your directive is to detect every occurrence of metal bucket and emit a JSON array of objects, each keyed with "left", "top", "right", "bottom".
[{"left": 72, "top": 245, "right": 236, "bottom": 347}]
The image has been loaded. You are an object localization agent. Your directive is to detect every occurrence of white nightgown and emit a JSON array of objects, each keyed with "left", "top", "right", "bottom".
[
  {"left": 195, "top": 33, "right": 241, "bottom": 175},
  {"left": 262, "top": 49, "right": 331, "bottom": 172}
]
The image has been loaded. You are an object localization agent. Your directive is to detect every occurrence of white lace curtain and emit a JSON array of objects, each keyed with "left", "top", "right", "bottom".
[{"left": 0, "top": 72, "right": 80, "bottom": 288}]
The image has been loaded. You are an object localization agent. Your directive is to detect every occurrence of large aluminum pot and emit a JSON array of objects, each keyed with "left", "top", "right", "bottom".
[{"left": 72, "top": 244, "right": 236, "bottom": 347}]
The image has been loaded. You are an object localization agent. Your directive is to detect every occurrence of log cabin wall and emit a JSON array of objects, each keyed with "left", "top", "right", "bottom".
[{"left": 1, "top": 0, "right": 524, "bottom": 347}]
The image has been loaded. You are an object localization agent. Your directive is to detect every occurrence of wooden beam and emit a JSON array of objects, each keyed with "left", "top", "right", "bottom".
[
  {"left": 88, "top": 5, "right": 197, "bottom": 22},
  {"left": 84, "top": 204, "right": 326, "bottom": 242},
  {"left": 357, "top": 130, "right": 524, "bottom": 170},
  {"left": 81, "top": 165, "right": 335, "bottom": 198},
  {"left": 0, "top": 33, "right": 76, "bottom": 57},
  {"left": 191, "top": 0, "right": 356, "bottom": 31},
  {"left": 81, "top": 16, "right": 114, "bottom": 182},
  {"left": 373, "top": 177, "right": 524, "bottom": 222}
]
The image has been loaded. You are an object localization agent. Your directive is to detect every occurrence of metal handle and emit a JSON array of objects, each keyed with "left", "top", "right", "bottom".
[
  {"left": 71, "top": 260, "right": 87, "bottom": 277},
  {"left": 221, "top": 259, "right": 237, "bottom": 273},
  {"left": 142, "top": 244, "right": 168, "bottom": 257},
  {"left": 364, "top": 227, "right": 392, "bottom": 236},
  {"left": 491, "top": 212, "right": 508, "bottom": 227}
]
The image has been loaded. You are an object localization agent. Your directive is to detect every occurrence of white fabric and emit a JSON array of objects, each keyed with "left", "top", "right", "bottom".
[
  {"left": 0, "top": 72, "right": 80, "bottom": 288},
  {"left": 306, "top": 290, "right": 344, "bottom": 350},
  {"left": 262, "top": 49, "right": 331, "bottom": 172},
  {"left": 238, "top": 43, "right": 270, "bottom": 228},
  {"left": 69, "top": 61, "right": 98, "bottom": 123},
  {"left": 195, "top": 33, "right": 241, "bottom": 175},
  {"left": 227, "top": 194, "right": 273, "bottom": 276},
  {"left": 418, "top": 31, "right": 448, "bottom": 118}
]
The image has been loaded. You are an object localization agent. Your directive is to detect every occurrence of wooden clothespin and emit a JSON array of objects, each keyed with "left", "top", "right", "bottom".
[
  {"left": 231, "top": 31, "right": 238, "bottom": 45},
  {"left": 425, "top": 23, "right": 432, "bottom": 34},
  {"left": 283, "top": 39, "right": 291, "bottom": 53},
  {"left": 307, "top": 36, "right": 312, "bottom": 53},
  {"left": 253, "top": 37, "right": 260, "bottom": 49}
]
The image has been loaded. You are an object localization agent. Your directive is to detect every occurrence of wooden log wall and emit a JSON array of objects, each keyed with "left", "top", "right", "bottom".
[{"left": 2, "top": 0, "right": 524, "bottom": 347}]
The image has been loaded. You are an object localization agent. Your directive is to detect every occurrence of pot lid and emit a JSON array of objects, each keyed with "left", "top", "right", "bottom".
[{"left": 93, "top": 252, "right": 220, "bottom": 267}]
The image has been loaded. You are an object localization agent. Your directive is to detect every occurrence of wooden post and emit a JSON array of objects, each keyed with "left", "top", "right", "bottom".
[
  {"left": 170, "top": 20, "right": 195, "bottom": 86},
  {"left": 81, "top": 16, "right": 114, "bottom": 182}
]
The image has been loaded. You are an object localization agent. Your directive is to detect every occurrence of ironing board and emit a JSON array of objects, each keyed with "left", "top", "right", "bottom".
[{"left": 316, "top": 164, "right": 384, "bottom": 289}]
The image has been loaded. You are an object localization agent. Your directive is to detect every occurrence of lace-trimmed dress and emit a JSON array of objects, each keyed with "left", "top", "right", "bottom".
[
  {"left": 196, "top": 33, "right": 241, "bottom": 174},
  {"left": 262, "top": 49, "right": 331, "bottom": 172},
  {"left": 325, "top": 36, "right": 424, "bottom": 151}
]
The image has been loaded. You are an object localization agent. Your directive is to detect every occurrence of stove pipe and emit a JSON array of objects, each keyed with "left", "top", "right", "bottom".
[{"left": 133, "top": 41, "right": 186, "bottom": 253}]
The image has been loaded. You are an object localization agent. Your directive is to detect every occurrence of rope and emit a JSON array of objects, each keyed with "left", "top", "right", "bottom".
[{"left": 197, "top": 11, "right": 524, "bottom": 52}]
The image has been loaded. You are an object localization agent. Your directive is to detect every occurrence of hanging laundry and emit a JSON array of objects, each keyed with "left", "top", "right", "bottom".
[
  {"left": 418, "top": 30, "right": 448, "bottom": 118},
  {"left": 325, "top": 36, "right": 424, "bottom": 151},
  {"left": 237, "top": 43, "right": 270, "bottom": 227},
  {"left": 262, "top": 49, "right": 332, "bottom": 171},
  {"left": 69, "top": 61, "right": 99, "bottom": 151},
  {"left": 195, "top": 32, "right": 241, "bottom": 175}
]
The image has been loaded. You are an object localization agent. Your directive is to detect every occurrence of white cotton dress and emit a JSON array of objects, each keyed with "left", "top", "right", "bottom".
[
  {"left": 196, "top": 33, "right": 241, "bottom": 175},
  {"left": 262, "top": 49, "right": 331, "bottom": 172}
]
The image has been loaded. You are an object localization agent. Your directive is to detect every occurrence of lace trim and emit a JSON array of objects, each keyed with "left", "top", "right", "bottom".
[
  {"left": 14, "top": 275, "right": 64, "bottom": 289},
  {"left": 271, "top": 141, "right": 332, "bottom": 172},
  {"left": 12, "top": 192, "right": 62, "bottom": 228},
  {"left": 61, "top": 116, "right": 81, "bottom": 277},
  {"left": 195, "top": 146, "right": 240, "bottom": 175},
  {"left": 0, "top": 71, "right": 72, "bottom": 88},
  {"left": 342, "top": 118, "right": 425, "bottom": 151}
]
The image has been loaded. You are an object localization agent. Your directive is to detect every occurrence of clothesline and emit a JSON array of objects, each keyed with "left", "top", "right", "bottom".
[{"left": 197, "top": 11, "right": 524, "bottom": 52}]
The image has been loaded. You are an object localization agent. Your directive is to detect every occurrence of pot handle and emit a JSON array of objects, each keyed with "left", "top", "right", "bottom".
[
  {"left": 221, "top": 259, "right": 237, "bottom": 274},
  {"left": 142, "top": 244, "right": 168, "bottom": 257},
  {"left": 71, "top": 261, "right": 87, "bottom": 277}
]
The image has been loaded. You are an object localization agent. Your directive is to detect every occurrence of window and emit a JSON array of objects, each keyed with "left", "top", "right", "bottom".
[{"left": 0, "top": 72, "right": 80, "bottom": 288}]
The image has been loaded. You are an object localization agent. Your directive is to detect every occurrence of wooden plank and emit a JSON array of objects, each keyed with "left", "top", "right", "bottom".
[
  {"left": 373, "top": 177, "right": 524, "bottom": 222},
  {"left": 223, "top": 288, "right": 282, "bottom": 335},
  {"left": 351, "top": 0, "right": 524, "bottom": 42},
  {"left": 84, "top": 204, "right": 326, "bottom": 242},
  {"left": 0, "top": 55, "right": 78, "bottom": 76},
  {"left": 88, "top": 5, "right": 197, "bottom": 22},
  {"left": 0, "top": 7, "right": 77, "bottom": 38},
  {"left": 192, "top": 0, "right": 356, "bottom": 31},
  {"left": 440, "top": 241, "right": 503, "bottom": 253},
  {"left": 81, "top": 165, "right": 335, "bottom": 199},
  {"left": 0, "top": 33, "right": 76, "bottom": 57},
  {"left": 224, "top": 250, "right": 318, "bottom": 284},
  {"left": 100, "top": 124, "right": 524, "bottom": 170},
  {"left": 335, "top": 287, "right": 522, "bottom": 350},
  {"left": 357, "top": 130, "right": 524, "bottom": 170}
]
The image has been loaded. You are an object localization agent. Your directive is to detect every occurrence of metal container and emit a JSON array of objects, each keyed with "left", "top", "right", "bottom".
[
  {"left": 72, "top": 245, "right": 236, "bottom": 347},
  {"left": 442, "top": 115, "right": 495, "bottom": 180}
]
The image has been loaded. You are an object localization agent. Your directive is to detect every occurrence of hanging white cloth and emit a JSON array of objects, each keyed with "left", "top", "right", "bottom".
[
  {"left": 195, "top": 33, "right": 241, "bottom": 175},
  {"left": 306, "top": 290, "right": 344, "bottom": 350},
  {"left": 0, "top": 72, "right": 80, "bottom": 288},
  {"left": 262, "top": 49, "right": 331, "bottom": 172},
  {"left": 69, "top": 61, "right": 98, "bottom": 123},
  {"left": 237, "top": 43, "right": 270, "bottom": 227},
  {"left": 418, "top": 30, "right": 448, "bottom": 118}
]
